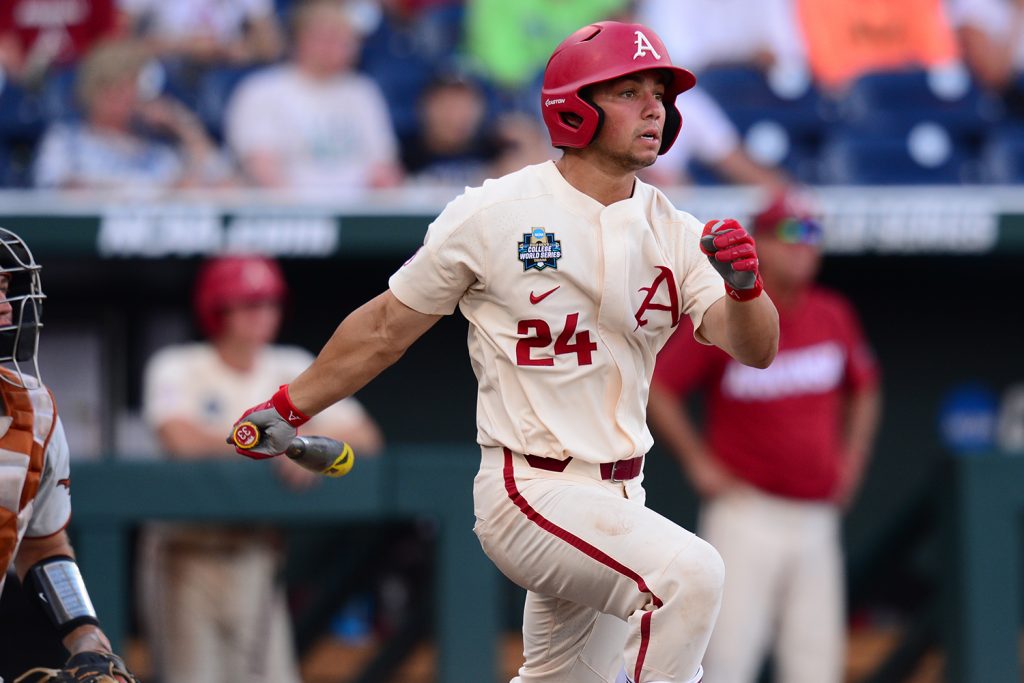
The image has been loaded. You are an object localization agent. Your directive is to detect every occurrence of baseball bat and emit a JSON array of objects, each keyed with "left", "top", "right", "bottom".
[{"left": 231, "top": 422, "right": 355, "bottom": 477}]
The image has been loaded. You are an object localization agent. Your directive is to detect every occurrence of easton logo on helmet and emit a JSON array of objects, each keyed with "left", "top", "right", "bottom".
[
  {"left": 544, "top": 98, "right": 566, "bottom": 107},
  {"left": 633, "top": 30, "right": 660, "bottom": 60}
]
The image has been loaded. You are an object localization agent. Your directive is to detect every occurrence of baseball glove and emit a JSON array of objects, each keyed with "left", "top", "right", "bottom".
[{"left": 14, "top": 651, "right": 139, "bottom": 683}]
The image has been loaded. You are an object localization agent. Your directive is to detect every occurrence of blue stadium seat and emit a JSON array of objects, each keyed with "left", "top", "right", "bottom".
[
  {"left": 819, "top": 128, "right": 971, "bottom": 184},
  {"left": 695, "top": 65, "right": 831, "bottom": 183},
  {"left": 359, "top": 4, "right": 465, "bottom": 140},
  {"left": 0, "top": 79, "right": 45, "bottom": 142},
  {"left": 979, "top": 126, "right": 1024, "bottom": 183},
  {"left": 39, "top": 65, "right": 80, "bottom": 123},
  {"left": 195, "top": 65, "right": 264, "bottom": 142},
  {"left": 836, "top": 68, "right": 1002, "bottom": 143}
]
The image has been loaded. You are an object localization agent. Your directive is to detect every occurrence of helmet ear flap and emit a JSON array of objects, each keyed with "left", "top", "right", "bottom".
[{"left": 660, "top": 104, "right": 681, "bottom": 154}]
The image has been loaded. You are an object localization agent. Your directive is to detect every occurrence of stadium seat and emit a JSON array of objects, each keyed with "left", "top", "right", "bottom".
[
  {"left": 836, "top": 68, "right": 1002, "bottom": 143},
  {"left": 979, "top": 126, "right": 1024, "bottom": 183},
  {"left": 818, "top": 128, "right": 971, "bottom": 184},
  {"left": 0, "top": 78, "right": 45, "bottom": 143},
  {"left": 195, "top": 65, "right": 264, "bottom": 142},
  {"left": 359, "top": 3, "right": 465, "bottom": 140},
  {"left": 695, "top": 65, "right": 831, "bottom": 183}
]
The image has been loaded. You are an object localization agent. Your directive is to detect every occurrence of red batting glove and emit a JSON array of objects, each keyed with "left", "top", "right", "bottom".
[
  {"left": 700, "top": 219, "right": 764, "bottom": 302},
  {"left": 230, "top": 384, "right": 310, "bottom": 458}
]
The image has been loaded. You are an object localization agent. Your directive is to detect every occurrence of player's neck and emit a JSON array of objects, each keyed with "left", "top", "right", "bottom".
[
  {"left": 764, "top": 278, "right": 808, "bottom": 312},
  {"left": 214, "top": 338, "right": 262, "bottom": 373},
  {"left": 555, "top": 155, "right": 636, "bottom": 206}
]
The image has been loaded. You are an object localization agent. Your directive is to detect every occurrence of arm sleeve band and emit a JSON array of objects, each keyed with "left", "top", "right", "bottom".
[{"left": 24, "top": 555, "right": 100, "bottom": 637}]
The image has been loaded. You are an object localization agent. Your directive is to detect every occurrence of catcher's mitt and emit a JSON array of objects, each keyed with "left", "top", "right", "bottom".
[{"left": 14, "top": 651, "right": 139, "bottom": 683}]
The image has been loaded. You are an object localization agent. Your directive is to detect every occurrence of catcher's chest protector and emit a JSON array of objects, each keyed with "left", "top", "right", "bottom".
[{"left": 0, "top": 368, "right": 56, "bottom": 588}]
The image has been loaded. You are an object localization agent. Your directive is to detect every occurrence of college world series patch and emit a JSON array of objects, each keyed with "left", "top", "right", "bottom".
[{"left": 518, "top": 228, "right": 563, "bottom": 271}]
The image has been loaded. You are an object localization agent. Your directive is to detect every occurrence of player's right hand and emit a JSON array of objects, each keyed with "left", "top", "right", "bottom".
[
  {"left": 229, "top": 384, "right": 309, "bottom": 459},
  {"left": 700, "top": 219, "right": 764, "bottom": 302}
]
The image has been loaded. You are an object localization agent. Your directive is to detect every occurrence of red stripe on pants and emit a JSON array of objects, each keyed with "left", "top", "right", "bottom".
[{"left": 502, "top": 449, "right": 662, "bottom": 682}]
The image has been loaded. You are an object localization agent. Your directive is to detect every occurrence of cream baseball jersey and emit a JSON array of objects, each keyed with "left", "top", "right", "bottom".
[{"left": 389, "top": 161, "right": 724, "bottom": 463}]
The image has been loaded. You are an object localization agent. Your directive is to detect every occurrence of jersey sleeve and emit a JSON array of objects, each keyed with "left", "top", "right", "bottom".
[
  {"left": 653, "top": 320, "right": 723, "bottom": 395},
  {"left": 677, "top": 213, "right": 726, "bottom": 342},
  {"left": 388, "top": 192, "right": 484, "bottom": 315},
  {"left": 25, "top": 417, "right": 71, "bottom": 538}
]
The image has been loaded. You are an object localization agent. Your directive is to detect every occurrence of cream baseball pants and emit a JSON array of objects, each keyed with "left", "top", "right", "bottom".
[
  {"left": 699, "top": 488, "right": 844, "bottom": 683},
  {"left": 474, "top": 447, "right": 722, "bottom": 683}
]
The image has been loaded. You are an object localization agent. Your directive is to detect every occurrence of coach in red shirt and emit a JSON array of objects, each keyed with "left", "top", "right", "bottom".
[{"left": 649, "top": 193, "right": 882, "bottom": 683}]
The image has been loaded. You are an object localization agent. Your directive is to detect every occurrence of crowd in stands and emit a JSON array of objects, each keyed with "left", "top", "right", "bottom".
[{"left": 1, "top": 0, "right": 1023, "bottom": 192}]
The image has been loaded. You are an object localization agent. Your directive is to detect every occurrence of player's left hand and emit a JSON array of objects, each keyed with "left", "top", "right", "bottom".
[
  {"left": 14, "top": 650, "right": 140, "bottom": 683},
  {"left": 700, "top": 219, "right": 764, "bottom": 302},
  {"left": 229, "top": 384, "right": 309, "bottom": 458}
]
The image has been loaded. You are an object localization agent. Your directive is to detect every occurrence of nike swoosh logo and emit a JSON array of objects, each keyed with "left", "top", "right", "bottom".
[{"left": 530, "top": 286, "right": 560, "bottom": 304}]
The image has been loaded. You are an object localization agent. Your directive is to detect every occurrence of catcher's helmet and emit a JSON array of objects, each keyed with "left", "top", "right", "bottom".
[
  {"left": 541, "top": 21, "right": 696, "bottom": 155},
  {"left": 194, "top": 256, "right": 286, "bottom": 339},
  {"left": 0, "top": 227, "right": 44, "bottom": 386}
]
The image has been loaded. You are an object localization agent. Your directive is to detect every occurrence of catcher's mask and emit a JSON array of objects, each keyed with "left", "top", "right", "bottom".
[
  {"left": 0, "top": 227, "right": 43, "bottom": 387},
  {"left": 541, "top": 21, "right": 697, "bottom": 155}
]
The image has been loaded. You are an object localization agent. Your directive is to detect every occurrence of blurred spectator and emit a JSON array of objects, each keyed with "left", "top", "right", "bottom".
[
  {"left": 225, "top": 0, "right": 402, "bottom": 196},
  {"left": 635, "top": 0, "right": 807, "bottom": 77},
  {"left": 795, "top": 0, "right": 961, "bottom": 93},
  {"left": 488, "top": 111, "right": 555, "bottom": 178},
  {"left": 138, "top": 255, "right": 383, "bottom": 683},
  {"left": 642, "top": 86, "right": 789, "bottom": 190},
  {"left": 648, "top": 194, "right": 882, "bottom": 683},
  {"left": 32, "top": 39, "right": 233, "bottom": 189},
  {"left": 0, "top": 0, "right": 123, "bottom": 86},
  {"left": 464, "top": 0, "right": 631, "bottom": 112},
  {"left": 951, "top": 0, "right": 1024, "bottom": 113},
  {"left": 401, "top": 71, "right": 503, "bottom": 186},
  {"left": 118, "top": 0, "right": 285, "bottom": 68},
  {"left": 358, "top": 0, "right": 465, "bottom": 140}
]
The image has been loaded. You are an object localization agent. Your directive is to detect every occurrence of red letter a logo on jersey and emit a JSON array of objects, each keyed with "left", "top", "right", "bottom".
[{"left": 634, "top": 266, "right": 680, "bottom": 331}]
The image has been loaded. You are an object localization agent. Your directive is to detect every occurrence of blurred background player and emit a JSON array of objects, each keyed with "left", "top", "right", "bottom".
[
  {"left": 0, "top": 227, "right": 137, "bottom": 682},
  {"left": 648, "top": 193, "right": 882, "bottom": 683},
  {"left": 137, "top": 254, "right": 383, "bottom": 683}
]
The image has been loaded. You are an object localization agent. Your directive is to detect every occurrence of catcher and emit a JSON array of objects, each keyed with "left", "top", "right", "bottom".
[{"left": 0, "top": 227, "right": 137, "bottom": 683}]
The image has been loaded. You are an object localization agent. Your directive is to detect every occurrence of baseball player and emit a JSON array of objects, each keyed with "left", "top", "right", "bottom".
[
  {"left": 0, "top": 227, "right": 137, "bottom": 683},
  {"left": 230, "top": 21, "right": 779, "bottom": 683},
  {"left": 647, "top": 195, "right": 881, "bottom": 683},
  {"left": 139, "top": 255, "right": 383, "bottom": 683}
]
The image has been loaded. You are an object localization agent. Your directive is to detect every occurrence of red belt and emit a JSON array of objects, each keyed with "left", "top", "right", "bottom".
[{"left": 521, "top": 452, "right": 644, "bottom": 482}]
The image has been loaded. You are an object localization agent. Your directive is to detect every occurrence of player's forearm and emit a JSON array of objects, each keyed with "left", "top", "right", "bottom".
[
  {"left": 844, "top": 385, "right": 882, "bottom": 477},
  {"left": 721, "top": 294, "right": 779, "bottom": 368},
  {"left": 289, "top": 291, "right": 440, "bottom": 416},
  {"left": 14, "top": 531, "right": 74, "bottom": 581}
]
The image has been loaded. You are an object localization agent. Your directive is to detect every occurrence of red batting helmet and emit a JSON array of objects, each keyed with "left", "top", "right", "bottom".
[
  {"left": 194, "top": 256, "right": 286, "bottom": 338},
  {"left": 541, "top": 21, "right": 696, "bottom": 154}
]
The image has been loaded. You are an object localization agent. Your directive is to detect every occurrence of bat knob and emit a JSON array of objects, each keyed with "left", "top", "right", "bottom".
[{"left": 232, "top": 421, "right": 261, "bottom": 450}]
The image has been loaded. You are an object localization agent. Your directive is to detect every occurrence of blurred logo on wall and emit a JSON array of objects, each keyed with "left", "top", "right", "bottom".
[{"left": 939, "top": 382, "right": 1024, "bottom": 455}]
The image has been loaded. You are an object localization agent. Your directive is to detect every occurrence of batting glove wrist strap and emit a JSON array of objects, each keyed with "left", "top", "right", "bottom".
[
  {"left": 726, "top": 272, "right": 763, "bottom": 302},
  {"left": 25, "top": 556, "right": 100, "bottom": 637},
  {"left": 271, "top": 384, "right": 310, "bottom": 427}
]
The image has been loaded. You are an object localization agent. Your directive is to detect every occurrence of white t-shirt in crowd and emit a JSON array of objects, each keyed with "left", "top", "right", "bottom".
[
  {"left": 637, "top": 0, "right": 807, "bottom": 74},
  {"left": 949, "top": 0, "right": 1024, "bottom": 69},
  {"left": 225, "top": 65, "right": 399, "bottom": 197}
]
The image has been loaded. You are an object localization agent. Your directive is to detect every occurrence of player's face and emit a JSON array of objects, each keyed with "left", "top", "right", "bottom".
[
  {"left": 0, "top": 275, "right": 10, "bottom": 326},
  {"left": 758, "top": 238, "right": 821, "bottom": 289},
  {"left": 586, "top": 71, "right": 667, "bottom": 172},
  {"left": 221, "top": 300, "right": 282, "bottom": 347}
]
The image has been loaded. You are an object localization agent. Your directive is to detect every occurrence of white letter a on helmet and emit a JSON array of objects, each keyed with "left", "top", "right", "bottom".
[{"left": 633, "top": 31, "right": 661, "bottom": 60}]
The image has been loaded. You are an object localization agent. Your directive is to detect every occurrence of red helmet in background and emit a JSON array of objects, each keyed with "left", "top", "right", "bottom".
[
  {"left": 541, "top": 21, "right": 696, "bottom": 155},
  {"left": 194, "top": 256, "right": 286, "bottom": 339}
]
